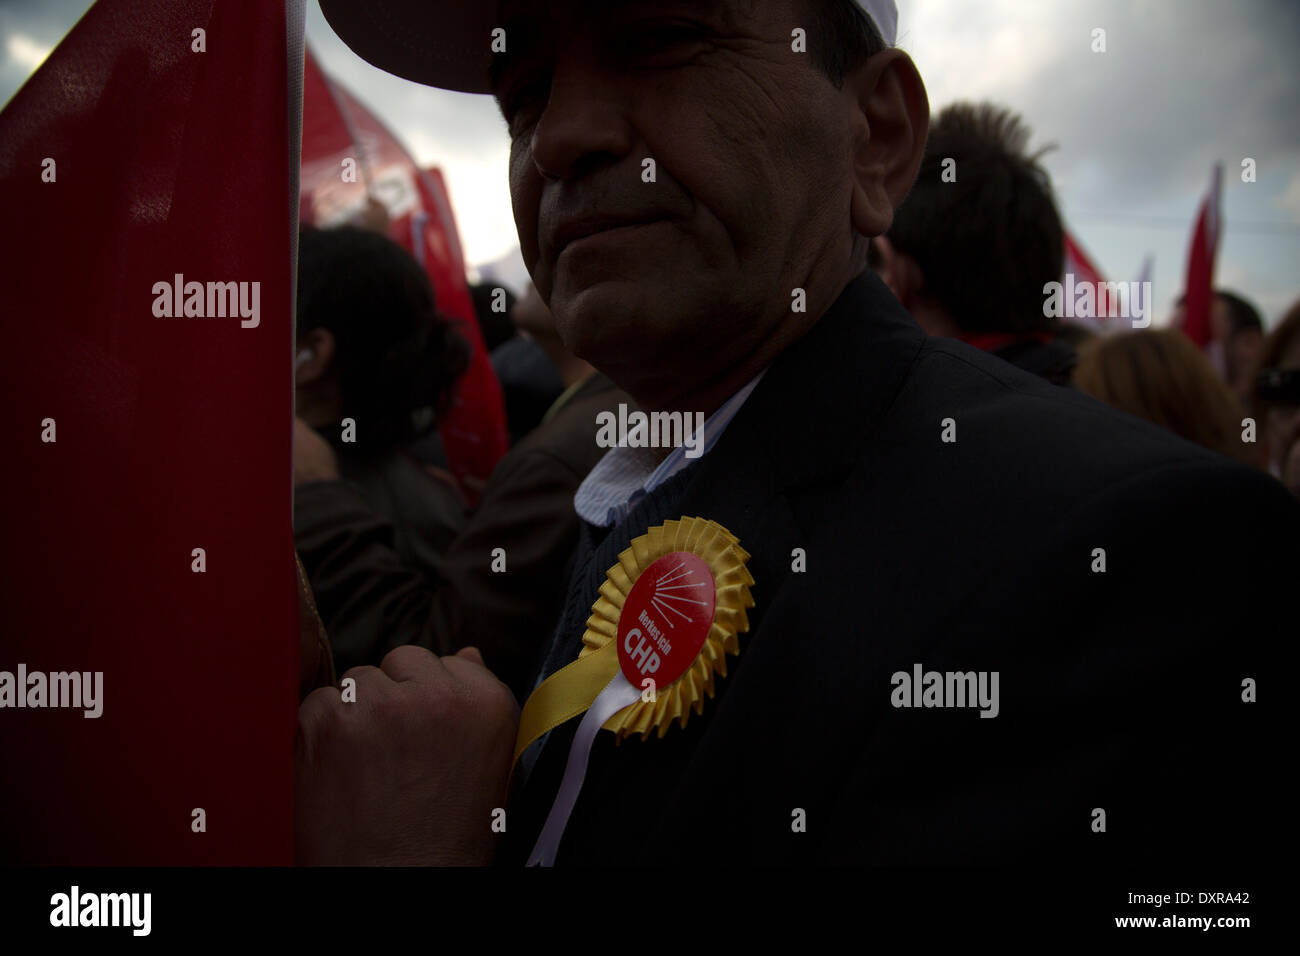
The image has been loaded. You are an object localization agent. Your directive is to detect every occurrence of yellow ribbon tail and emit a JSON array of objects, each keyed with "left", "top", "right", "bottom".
[{"left": 512, "top": 640, "right": 620, "bottom": 768}]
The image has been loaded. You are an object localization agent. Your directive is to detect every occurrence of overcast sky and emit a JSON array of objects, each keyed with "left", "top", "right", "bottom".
[{"left": 4, "top": 0, "right": 1298, "bottom": 324}]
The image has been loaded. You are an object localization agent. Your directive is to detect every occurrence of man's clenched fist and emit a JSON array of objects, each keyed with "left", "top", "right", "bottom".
[{"left": 295, "top": 645, "right": 520, "bottom": 865}]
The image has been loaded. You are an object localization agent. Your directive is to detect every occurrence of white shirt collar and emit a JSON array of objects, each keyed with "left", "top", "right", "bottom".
[{"left": 574, "top": 370, "right": 766, "bottom": 528}]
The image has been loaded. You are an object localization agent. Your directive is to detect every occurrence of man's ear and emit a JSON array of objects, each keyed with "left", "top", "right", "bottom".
[
  {"left": 847, "top": 49, "right": 929, "bottom": 239},
  {"left": 294, "top": 328, "right": 335, "bottom": 387}
]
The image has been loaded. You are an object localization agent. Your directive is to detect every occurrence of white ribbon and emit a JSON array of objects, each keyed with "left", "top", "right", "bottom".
[{"left": 526, "top": 671, "right": 641, "bottom": 867}]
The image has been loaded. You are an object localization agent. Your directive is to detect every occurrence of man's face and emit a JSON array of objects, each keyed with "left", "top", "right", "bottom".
[{"left": 492, "top": 0, "right": 864, "bottom": 407}]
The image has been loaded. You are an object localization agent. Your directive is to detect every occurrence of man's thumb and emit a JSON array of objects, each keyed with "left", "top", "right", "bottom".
[{"left": 455, "top": 646, "right": 485, "bottom": 667}]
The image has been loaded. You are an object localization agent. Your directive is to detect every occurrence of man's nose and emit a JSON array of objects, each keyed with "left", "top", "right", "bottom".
[{"left": 529, "top": 58, "right": 633, "bottom": 181}]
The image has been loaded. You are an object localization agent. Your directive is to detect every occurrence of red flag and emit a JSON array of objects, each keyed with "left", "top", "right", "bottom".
[
  {"left": 299, "top": 49, "right": 507, "bottom": 500},
  {"left": 1063, "top": 231, "right": 1110, "bottom": 331},
  {"left": 1181, "top": 163, "right": 1223, "bottom": 349},
  {"left": 0, "top": 0, "right": 301, "bottom": 863}
]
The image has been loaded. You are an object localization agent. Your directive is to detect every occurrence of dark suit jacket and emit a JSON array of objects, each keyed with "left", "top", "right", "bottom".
[{"left": 503, "top": 269, "right": 1293, "bottom": 866}]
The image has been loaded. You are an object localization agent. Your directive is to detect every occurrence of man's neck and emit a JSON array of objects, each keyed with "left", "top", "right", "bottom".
[{"left": 628, "top": 266, "right": 864, "bottom": 416}]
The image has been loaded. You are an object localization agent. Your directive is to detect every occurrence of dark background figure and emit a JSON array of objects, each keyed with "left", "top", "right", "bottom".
[
  {"left": 490, "top": 285, "right": 567, "bottom": 445},
  {"left": 1252, "top": 299, "right": 1300, "bottom": 497},
  {"left": 293, "top": 282, "right": 635, "bottom": 698},
  {"left": 1218, "top": 291, "right": 1266, "bottom": 405},
  {"left": 875, "top": 101, "right": 1078, "bottom": 384},
  {"left": 293, "top": 224, "right": 470, "bottom": 672},
  {"left": 1170, "top": 288, "right": 1266, "bottom": 407},
  {"left": 407, "top": 280, "right": 522, "bottom": 464},
  {"left": 1074, "top": 329, "right": 1257, "bottom": 466},
  {"left": 470, "top": 279, "right": 519, "bottom": 353}
]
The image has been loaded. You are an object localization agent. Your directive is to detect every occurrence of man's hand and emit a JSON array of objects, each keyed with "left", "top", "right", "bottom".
[
  {"left": 294, "top": 645, "right": 520, "bottom": 866},
  {"left": 293, "top": 416, "right": 340, "bottom": 486}
]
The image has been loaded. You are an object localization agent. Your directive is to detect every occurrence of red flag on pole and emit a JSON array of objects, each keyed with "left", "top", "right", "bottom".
[
  {"left": 299, "top": 48, "right": 507, "bottom": 501},
  {"left": 0, "top": 0, "right": 302, "bottom": 863},
  {"left": 1063, "top": 231, "right": 1111, "bottom": 332},
  {"left": 1181, "top": 163, "right": 1223, "bottom": 349}
]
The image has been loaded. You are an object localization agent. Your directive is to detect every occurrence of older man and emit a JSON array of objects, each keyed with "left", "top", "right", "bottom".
[{"left": 297, "top": 0, "right": 1293, "bottom": 866}]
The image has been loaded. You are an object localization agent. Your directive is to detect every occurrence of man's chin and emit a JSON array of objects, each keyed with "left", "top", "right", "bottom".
[
  {"left": 553, "top": 288, "right": 677, "bottom": 368},
  {"left": 553, "top": 298, "right": 631, "bottom": 364}
]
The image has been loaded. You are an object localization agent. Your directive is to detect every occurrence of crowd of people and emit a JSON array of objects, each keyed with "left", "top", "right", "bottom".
[{"left": 288, "top": 0, "right": 1297, "bottom": 866}]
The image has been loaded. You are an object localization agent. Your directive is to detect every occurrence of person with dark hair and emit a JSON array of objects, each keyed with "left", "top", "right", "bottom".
[
  {"left": 1074, "top": 330, "right": 1257, "bottom": 466},
  {"left": 294, "top": 225, "right": 469, "bottom": 454},
  {"left": 1214, "top": 290, "right": 1266, "bottom": 407},
  {"left": 876, "top": 101, "right": 1077, "bottom": 384},
  {"left": 296, "top": 278, "right": 637, "bottom": 701},
  {"left": 292, "top": 225, "right": 471, "bottom": 672},
  {"left": 1170, "top": 288, "right": 1266, "bottom": 405},
  {"left": 1054, "top": 321, "right": 1098, "bottom": 350},
  {"left": 1252, "top": 299, "right": 1300, "bottom": 497},
  {"left": 298, "top": 0, "right": 1296, "bottom": 867},
  {"left": 491, "top": 284, "right": 567, "bottom": 444},
  {"left": 469, "top": 280, "right": 519, "bottom": 353}
]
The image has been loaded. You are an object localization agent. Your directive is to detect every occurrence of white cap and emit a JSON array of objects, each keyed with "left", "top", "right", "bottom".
[
  {"left": 321, "top": 0, "right": 900, "bottom": 94},
  {"left": 856, "top": 0, "right": 898, "bottom": 47}
]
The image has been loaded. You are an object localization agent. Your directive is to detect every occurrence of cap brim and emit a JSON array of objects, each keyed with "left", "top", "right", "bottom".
[{"left": 319, "top": 0, "right": 497, "bottom": 94}]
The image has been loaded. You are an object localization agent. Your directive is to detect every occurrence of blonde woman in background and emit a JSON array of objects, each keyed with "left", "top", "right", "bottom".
[{"left": 1074, "top": 329, "right": 1258, "bottom": 467}]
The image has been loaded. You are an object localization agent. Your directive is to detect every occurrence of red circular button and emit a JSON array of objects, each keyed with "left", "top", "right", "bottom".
[{"left": 617, "top": 552, "right": 717, "bottom": 688}]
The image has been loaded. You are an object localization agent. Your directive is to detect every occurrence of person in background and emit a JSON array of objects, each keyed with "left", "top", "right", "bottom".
[
  {"left": 1170, "top": 289, "right": 1266, "bottom": 407},
  {"left": 1073, "top": 329, "right": 1256, "bottom": 466},
  {"left": 1251, "top": 299, "right": 1300, "bottom": 497},
  {"left": 875, "top": 101, "right": 1077, "bottom": 384},
  {"left": 293, "top": 282, "right": 634, "bottom": 699},
  {"left": 1055, "top": 321, "right": 1098, "bottom": 352},
  {"left": 470, "top": 280, "right": 519, "bottom": 353},
  {"left": 293, "top": 225, "right": 470, "bottom": 673},
  {"left": 1219, "top": 291, "right": 1266, "bottom": 406},
  {"left": 431, "top": 285, "right": 636, "bottom": 696},
  {"left": 491, "top": 284, "right": 567, "bottom": 444},
  {"left": 511, "top": 282, "right": 599, "bottom": 413},
  {"left": 408, "top": 280, "right": 521, "bottom": 467}
]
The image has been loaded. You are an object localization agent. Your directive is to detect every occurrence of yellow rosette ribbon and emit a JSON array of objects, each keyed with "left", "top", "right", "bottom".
[
  {"left": 514, "top": 516, "right": 755, "bottom": 865},
  {"left": 514, "top": 516, "right": 755, "bottom": 761}
]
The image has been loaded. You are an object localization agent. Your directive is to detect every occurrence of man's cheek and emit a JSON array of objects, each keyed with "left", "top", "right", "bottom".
[{"left": 508, "top": 151, "right": 539, "bottom": 258}]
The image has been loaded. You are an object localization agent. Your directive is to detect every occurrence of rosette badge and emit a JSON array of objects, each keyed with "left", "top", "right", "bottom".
[
  {"left": 514, "top": 517, "right": 755, "bottom": 865},
  {"left": 581, "top": 517, "right": 755, "bottom": 740}
]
